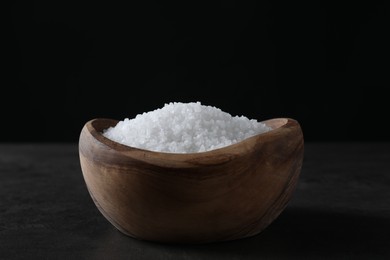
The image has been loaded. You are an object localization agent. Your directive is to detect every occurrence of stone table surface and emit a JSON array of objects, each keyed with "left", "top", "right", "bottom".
[{"left": 0, "top": 143, "right": 389, "bottom": 259}]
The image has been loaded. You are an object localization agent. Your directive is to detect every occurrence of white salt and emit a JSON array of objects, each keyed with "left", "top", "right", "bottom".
[{"left": 102, "top": 102, "right": 272, "bottom": 153}]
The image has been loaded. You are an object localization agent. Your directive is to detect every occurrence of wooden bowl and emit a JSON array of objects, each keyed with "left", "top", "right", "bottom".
[{"left": 79, "top": 117, "right": 304, "bottom": 244}]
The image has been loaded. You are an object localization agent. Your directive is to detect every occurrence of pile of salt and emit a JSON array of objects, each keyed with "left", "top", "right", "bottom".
[{"left": 103, "top": 102, "right": 271, "bottom": 153}]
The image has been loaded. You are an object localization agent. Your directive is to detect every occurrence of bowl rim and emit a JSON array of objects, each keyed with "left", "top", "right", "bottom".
[{"left": 80, "top": 117, "right": 300, "bottom": 166}]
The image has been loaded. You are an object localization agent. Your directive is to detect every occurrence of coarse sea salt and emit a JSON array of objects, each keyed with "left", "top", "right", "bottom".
[{"left": 102, "top": 102, "right": 272, "bottom": 153}]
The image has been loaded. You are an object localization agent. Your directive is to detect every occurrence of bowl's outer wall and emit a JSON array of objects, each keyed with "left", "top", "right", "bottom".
[{"left": 79, "top": 118, "right": 304, "bottom": 244}]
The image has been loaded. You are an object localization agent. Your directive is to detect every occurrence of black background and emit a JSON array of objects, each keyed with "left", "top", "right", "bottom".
[{"left": 6, "top": 1, "right": 389, "bottom": 142}]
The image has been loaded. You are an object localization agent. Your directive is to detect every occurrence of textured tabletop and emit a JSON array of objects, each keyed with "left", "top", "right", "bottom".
[{"left": 0, "top": 143, "right": 389, "bottom": 259}]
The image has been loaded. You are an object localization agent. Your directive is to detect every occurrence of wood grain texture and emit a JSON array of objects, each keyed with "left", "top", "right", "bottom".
[{"left": 79, "top": 118, "right": 304, "bottom": 244}]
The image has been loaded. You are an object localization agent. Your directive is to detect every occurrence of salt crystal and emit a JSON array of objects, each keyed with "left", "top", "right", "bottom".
[{"left": 102, "top": 102, "right": 272, "bottom": 153}]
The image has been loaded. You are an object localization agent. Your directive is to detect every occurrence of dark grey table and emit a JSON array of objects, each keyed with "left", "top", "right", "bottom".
[{"left": 1, "top": 143, "right": 389, "bottom": 259}]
